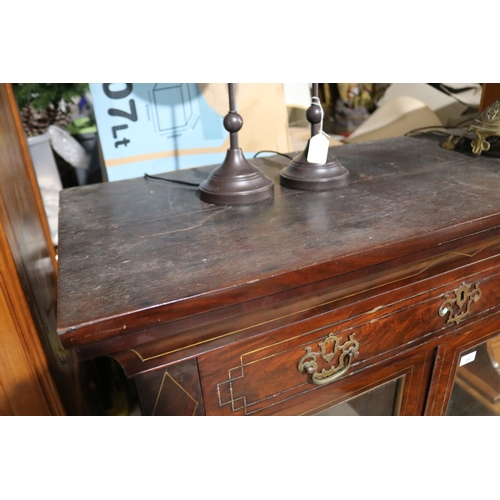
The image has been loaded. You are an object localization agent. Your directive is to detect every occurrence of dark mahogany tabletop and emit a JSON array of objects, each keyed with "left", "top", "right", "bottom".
[{"left": 57, "top": 135, "right": 500, "bottom": 347}]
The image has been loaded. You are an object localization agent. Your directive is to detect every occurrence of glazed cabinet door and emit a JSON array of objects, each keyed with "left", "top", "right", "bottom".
[
  {"left": 428, "top": 316, "right": 500, "bottom": 416},
  {"left": 284, "top": 348, "right": 434, "bottom": 416}
]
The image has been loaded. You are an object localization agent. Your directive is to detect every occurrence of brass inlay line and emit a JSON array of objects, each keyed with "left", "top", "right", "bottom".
[
  {"left": 219, "top": 333, "right": 361, "bottom": 413},
  {"left": 225, "top": 303, "right": 438, "bottom": 413},
  {"left": 216, "top": 381, "right": 227, "bottom": 406},
  {"left": 217, "top": 269, "right": 498, "bottom": 413},
  {"left": 219, "top": 356, "right": 308, "bottom": 413},
  {"left": 233, "top": 259, "right": 500, "bottom": 368},
  {"left": 240, "top": 346, "right": 312, "bottom": 368},
  {"left": 128, "top": 238, "right": 500, "bottom": 363},
  {"left": 222, "top": 354, "right": 413, "bottom": 415},
  {"left": 152, "top": 371, "right": 168, "bottom": 416},
  {"left": 217, "top": 364, "right": 244, "bottom": 407},
  {"left": 152, "top": 369, "right": 199, "bottom": 416}
]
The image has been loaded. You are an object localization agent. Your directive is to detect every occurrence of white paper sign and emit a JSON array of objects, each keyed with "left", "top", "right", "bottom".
[
  {"left": 307, "top": 133, "right": 329, "bottom": 164},
  {"left": 459, "top": 351, "right": 477, "bottom": 367}
]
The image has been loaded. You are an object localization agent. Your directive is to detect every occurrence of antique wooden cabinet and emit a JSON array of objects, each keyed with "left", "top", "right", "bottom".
[{"left": 57, "top": 135, "right": 500, "bottom": 415}]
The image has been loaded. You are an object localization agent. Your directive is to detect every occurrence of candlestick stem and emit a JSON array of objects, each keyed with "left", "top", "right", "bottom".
[{"left": 279, "top": 83, "right": 349, "bottom": 191}]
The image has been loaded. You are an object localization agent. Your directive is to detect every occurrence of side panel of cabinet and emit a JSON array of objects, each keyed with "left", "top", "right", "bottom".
[
  {"left": 0, "top": 273, "right": 56, "bottom": 415},
  {"left": 133, "top": 358, "right": 205, "bottom": 416}
]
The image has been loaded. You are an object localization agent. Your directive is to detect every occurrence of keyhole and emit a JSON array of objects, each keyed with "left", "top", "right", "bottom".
[{"left": 460, "top": 291, "right": 465, "bottom": 301}]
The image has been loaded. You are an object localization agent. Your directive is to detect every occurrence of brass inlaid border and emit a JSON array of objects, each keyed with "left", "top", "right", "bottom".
[
  {"left": 217, "top": 347, "right": 312, "bottom": 414},
  {"left": 128, "top": 237, "right": 500, "bottom": 363},
  {"left": 219, "top": 354, "right": 414, "bottom": 416},
  {"left": 152, "top": 369, "right": 199, "bottom": 416},
  {"left": 217, "top": 327, "right": 400, "bottom": 414}
]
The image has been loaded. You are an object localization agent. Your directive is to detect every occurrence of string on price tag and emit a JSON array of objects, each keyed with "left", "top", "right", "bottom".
[{"left": 307, "top": 97, "right": 330, "bottom": 164}]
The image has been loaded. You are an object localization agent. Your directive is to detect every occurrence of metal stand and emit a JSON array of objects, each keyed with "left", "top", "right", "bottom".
[
  {"left": 280, "top": 84, "right": 349, "bottom": 191},
  {"left": 198, "top": 84, "right": 274, "bottom": 205}
]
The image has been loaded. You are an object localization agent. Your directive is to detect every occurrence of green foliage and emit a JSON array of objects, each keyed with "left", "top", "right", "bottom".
[{"left": 13, "top": 83, "right": 88, "bottom": 111}]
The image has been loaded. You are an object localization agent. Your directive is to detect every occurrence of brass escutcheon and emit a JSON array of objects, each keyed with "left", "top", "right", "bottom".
[
  {"left": 438, "top": 282, "right": 482, "bottom": 324},
  {"left": 298, "top": 333, "right": 359, "bottom": 386}
]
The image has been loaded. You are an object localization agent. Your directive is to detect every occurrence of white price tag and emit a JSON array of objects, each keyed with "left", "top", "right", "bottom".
[
  {"left": 307, "top": 133, "right": 329, "bottom": 164},
  {"left": 459, "top": 351, "right": 477, "bottom": 366}
]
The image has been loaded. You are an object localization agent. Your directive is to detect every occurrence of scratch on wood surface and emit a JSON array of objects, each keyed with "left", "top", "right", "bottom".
[
  {"left": 139, "top": 207, "right": 230, "bottom": 238},
  {"left": 344, "top": 306, "right": 355, "bottom": 319},
  {"left": 358, "top": 173, "right": 374, "bottom": 181}
]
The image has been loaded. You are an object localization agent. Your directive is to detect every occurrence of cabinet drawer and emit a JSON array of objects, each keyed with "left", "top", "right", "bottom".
[{"left": 198, "top": 262, "right": 500, "bottom": 415}]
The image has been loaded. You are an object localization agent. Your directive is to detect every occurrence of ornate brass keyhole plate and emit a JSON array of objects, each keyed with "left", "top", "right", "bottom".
[{"left": 439, "top": 282, "right": 482, "bottom": 324}]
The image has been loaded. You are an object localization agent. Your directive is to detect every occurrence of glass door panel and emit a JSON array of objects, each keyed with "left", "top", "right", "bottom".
[
  {"left": 315, "top": 376, "right": 404, "bottom": 416},
  {"left": 447, "top": 333, "right": 500, "bottom": 416}
]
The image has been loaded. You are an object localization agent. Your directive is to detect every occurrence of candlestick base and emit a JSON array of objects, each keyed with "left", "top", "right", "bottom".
[
  {"left": 199, "top": 148, "right": 274, "bottom": 205},
  {"left": 279, "top": 139, "right": 349, "bottom": 191}
]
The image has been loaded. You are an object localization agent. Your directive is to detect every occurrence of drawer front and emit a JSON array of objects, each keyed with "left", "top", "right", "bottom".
[{"left": 198, "top": 263, "right": 500, "bottom": 415}]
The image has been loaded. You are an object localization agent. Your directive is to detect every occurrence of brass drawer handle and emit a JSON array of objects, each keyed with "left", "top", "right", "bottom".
[
  {"left": 439, "top": 282, "right": 482, "bottom": 325},
  {"left": 298, "top": 333, "right": 359, "bottom": 386}
]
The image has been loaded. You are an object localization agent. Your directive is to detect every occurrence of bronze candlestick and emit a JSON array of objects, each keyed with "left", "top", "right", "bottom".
[
  {"left": 198, "top": 84, "right": 274, "bottom": 205},
  {"left": 280, "top": 83, "right": 349, "bottom": 191}
]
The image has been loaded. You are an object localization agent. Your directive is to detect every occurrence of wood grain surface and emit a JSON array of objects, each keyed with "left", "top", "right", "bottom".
[
  {"left": 58, "top": 136, "right": 500, "bottom": 346},
  {"left": 0, "top": 83, "right": 65, "bottom": 414},
  {"left": 56, "top": 130, "right": 500, "bottom": 415}
]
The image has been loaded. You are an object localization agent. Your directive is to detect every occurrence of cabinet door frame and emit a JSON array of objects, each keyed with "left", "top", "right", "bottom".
[
  {"left": 278, "top": 347, "right": 436, "bottom": 416},
  {"left": 425, "top": 313, "right": 500, "bottom": 416}
]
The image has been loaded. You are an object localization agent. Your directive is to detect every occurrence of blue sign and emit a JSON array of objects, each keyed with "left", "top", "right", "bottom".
[{"left": 90, "top": 83, "right": 229, "bottom": 181}]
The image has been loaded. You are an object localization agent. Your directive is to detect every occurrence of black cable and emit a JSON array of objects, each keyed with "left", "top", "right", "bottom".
[
  {"left": 404, "top": 116, "right": 478, "bottom": 138},
  {"left": 404, "top": 125, "right": 451, "bottom": 137},
  {"left": 456, "top": 117, "right": 478, "bottom": 127},
  {"left": 253, "top": 150, "right": 293, "bottom": 160},
  {"left": 144, "top": 150, "right": 290, "bottom": 187},
  {"left": 439, "top": 84, "right": 479, "bottom": 108},
  {"left": 144, "top": 173, "right": 200, "bottom": 187}
]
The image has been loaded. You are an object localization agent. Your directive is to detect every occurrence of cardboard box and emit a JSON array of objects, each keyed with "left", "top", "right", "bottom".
[
  {"left": 89, "top": 83, "right": 291, "bottom": 182},
  {"left": 376, "top": 83, "right": 480, "bottom": 126}
]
